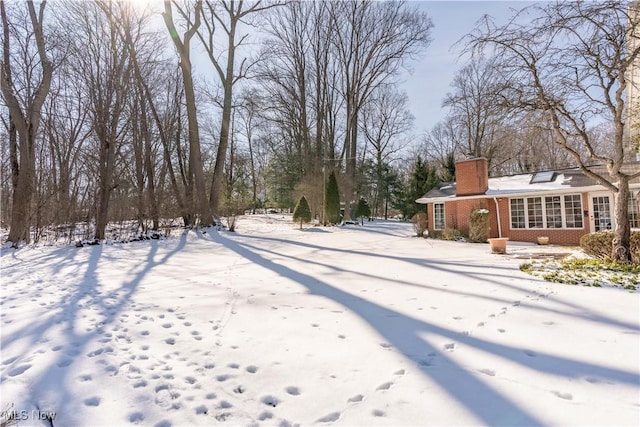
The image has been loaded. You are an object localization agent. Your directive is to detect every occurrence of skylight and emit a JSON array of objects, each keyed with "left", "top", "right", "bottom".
[{"left": 530, "top": 171, "right": 555, "bottom": 184}]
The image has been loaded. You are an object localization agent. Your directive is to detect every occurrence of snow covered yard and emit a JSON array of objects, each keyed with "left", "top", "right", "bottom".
[{"left": 1, "top": 215, "right": 638, "bottom": 426}]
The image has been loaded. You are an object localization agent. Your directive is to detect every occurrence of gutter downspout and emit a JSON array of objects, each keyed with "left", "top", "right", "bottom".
[{"left": 493, "top": 197, "right": 502, "bottom": 238}]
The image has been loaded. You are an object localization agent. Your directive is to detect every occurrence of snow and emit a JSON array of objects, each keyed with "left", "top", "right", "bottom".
[{"left": 1, "top": 215, "right": 639, "bottom": 426}]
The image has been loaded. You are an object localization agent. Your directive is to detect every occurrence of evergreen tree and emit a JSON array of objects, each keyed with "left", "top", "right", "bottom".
[
  {"left": 355, "top": 198, "right": 371, "bottom": 225},
  {"left": 324, "top": 171, "right": 341, "bottom": 225},
  {"left": 293, "top": 195, "right": 312, "bottom": 229},
  {"left": 395, "top": 156, "right": 439, "bottom": 219}
]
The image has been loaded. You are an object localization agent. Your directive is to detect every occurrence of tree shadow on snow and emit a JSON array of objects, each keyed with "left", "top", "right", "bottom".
[
  {"left": 212, "top": 230, "right": 639, "bottom": 426},
  {"left": 230, "top": 233, "right": 640, "bottom": 333},
  {"left": 1, "top": 232, "right": 189, "bottom": 420}
]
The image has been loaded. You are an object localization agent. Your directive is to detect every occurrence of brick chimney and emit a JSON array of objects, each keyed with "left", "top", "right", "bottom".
[{"left": 455, "top": 158, "right": 489, "bottom": 196}]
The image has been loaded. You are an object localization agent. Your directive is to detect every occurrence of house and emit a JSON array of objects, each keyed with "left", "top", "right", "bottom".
[{"left": 416, "top": 158, "right": 640, "bottom": 245}]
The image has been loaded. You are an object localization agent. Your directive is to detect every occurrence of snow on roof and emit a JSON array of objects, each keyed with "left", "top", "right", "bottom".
[{"left": 417, "top": 163, "right": 640, "bottom": 204}]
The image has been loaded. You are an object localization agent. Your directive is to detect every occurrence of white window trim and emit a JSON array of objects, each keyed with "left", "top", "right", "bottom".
[
  {"left": 630, "top": 190, "right": 640, "bottom": 230},
  {"left": 509, "top": 194, "right": 584, "bottom": 230},
  {"left": 434, "top": 203, "right": 445, "bottom": 230}
]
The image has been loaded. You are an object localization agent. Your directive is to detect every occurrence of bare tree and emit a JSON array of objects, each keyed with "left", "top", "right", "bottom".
[
  {"left": 163, "top": 0, "right": 212, "bottom": 227},
  {"left": 442, "top": 56, "right": 507, "bottom": 164},
  {"left": 196, "top": 0, "right": 279, "bottom": 217},
  {"left": 0, "top": 0, "right": 53, "bottom": 246},
  {"left": 330, "top": 0, "right": 432, "bottom": 218},
  {"left": 467, "top": 0, "right": 640, "bottom": 262}
]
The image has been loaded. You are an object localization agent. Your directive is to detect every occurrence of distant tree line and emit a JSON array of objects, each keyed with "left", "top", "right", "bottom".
[{"left": 1, "top": 1, "right": 638, "bottom": 262}]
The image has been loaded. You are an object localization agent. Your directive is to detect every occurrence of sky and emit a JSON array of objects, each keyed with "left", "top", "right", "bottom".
[
  {"left": 401, "top": 1, "right": 536, "bottom": 134},
  {"left": 145, "top": 0, "right": 537, "bottom": 136}
]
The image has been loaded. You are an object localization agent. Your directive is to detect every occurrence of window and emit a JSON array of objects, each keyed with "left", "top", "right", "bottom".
[
  {"left": 630, "top": 191, "right": 640, "bottom": 229},
  {"left": 434, "top": 203, "right": 445, "bottom": 230},
  {"left": 545, "top": 196, "right": 563, "bottom": 228},
  {"left": 510, "top": 199, "right": 525, "bottom": 229},
  {"left": 530, "top": 171, "right": 555, "bottom": 184},
  {"left": 564, "top": 195, "right": 583, "bottom": 228},
  {"left": 509, "top": 194, "right": 583, "bottom": 229},
  {"left": 592, "top": 196, "right": 612, "bottom": 231},
  {"left": 527, "top": 197, "right": 544, "bottom": 228}
]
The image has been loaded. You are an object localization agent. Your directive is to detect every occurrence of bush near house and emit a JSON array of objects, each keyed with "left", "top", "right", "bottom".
[
  {"left": 580, "top": 231, "right": 640, "bottom": 264},
  {"left": 469, "top": 208, "right": 490, "bottom": 243},
  {"left": 411, "top": 212, "right": 427, "bottom": 237},
  {"left": 441, "top": 227, "right": 462, "bottom": 241}
]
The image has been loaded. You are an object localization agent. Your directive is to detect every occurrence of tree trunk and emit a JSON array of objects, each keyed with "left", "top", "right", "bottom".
[
  {"left": 163, "top": 0, "right": 212, "bottom": 227},
  {"left": 1, "top": 1, "right": 53, "bottom": 246},
  {"left": 612, "top": 177, "right": 632, "bottom": 263}
]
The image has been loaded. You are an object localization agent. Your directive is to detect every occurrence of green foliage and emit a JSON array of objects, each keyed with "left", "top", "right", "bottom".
[
  {"left": 519, "top": 257, "right": 639, "bottom": 290},
  {"left": 468, "top": 208, "right": 490, "bottom": 243},
  {"left": 265, "top": 153, "right": 303, "bottom": 210},
  {"left": 324, "top": 171, "right": 341, "bottom": 224},
  {"left": 292, "top": 195, "right": 312, "bottom": 229},
  {"left": 439, "top": 152, "right": 456, "bottom": 182},
  {"left": 395, "top": 155, "right": 439, "bottom": 219},
  {"left": 580, "top": 231, "right": 640, "bottom": 264},
  {"left": 411, "top": 212, "right": 427, "bottom": 237},
  {"left": 355, "top": 198, "right": 371, "bottom": 225}
]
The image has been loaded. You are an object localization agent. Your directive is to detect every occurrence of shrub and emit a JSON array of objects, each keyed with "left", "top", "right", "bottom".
[
  {"left": 441, "top": 227, "right": 462, "bottom": 241},
  {"left": 411, "top": 212, "right": 427, "bottom": 237},
  {"left": 355, "top": 198, "right": 371, "bottom": 225},
  {"left": 469, "top": 208, "right": 490, "bottom": 243},
  {"left": 580, "top": 231, "right": 640, "bottom": 264},
  {"left": 293, "top": 195, "right": 312, "bottom": 229},
  {"left": 324, "top": 171, "right": 341, "bottom": 225}
]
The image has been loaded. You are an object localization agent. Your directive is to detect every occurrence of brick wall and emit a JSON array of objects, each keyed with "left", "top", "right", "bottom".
[
  {"left": 425, "top": 195, "right": 592, "bottom": 245},
  {"left": 493, "top": 194, "right": 590, "bottom": 245},
  {"left": 455, "top": 158, "right": 489, "bottom": 196}
]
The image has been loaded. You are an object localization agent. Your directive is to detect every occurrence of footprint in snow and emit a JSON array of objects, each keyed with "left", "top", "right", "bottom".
[
  {"left": 317, "top": 412, "right": 340, "bottom": 423},
  {"left": 524, "top": 349, "right": 537, "bottom": 357},
  {"left": 261, "top": 395, "right": 279, "bottom": 407},
  {"left": 84, "top": 397, "right": 101, "bottom": 407},
  {"left": 165, "top": 338, "right": 176, "bottom": 345},
  {"left": 216, "top": 374, "right": 230, "bottom": 382},
  {"left": 162, "top": 323, "right": 172, "bottom": 328},
  {"left": 286, "top": 386, "right": 301, "bottom": 396},
  {"left": 393, "top": 369, "right": 405, "bottom": 376},
  {"left": 57, "top": 359, "right": 73, "bottom": 368},
  {"left": 498, "top": 329, "right": 506, "bottom": 333},
  {"left": 7, "top": 364, "right": 31, "bottom": 377},
  {"left": 246, "top": 365, "right": 258, "bottom": 373},
  {"left": 233, "top": 385, "right": 245, "bottom": 394},
  {"left": 228, "top": 363, "right": 239, "bottom": 369},
  {"left": 219, "top": 401, "right": 232, "bottom": 409},
  {"left": 87, "top": 348, "right": 104, "bottom": 357},
  {"left": 376, "top": 382, "right": 393, "bottom": 391},
  {"left": 348, "top": 394, "right": 364, "bottom": 403},
  {"left": 185, "top": 376, "right": 197, "bottom": 384},
  {"left": 258, "top": 411, "right": 273, "bottom": 421},
  {"left": 478, "top": 369, "right": 496, "bottom": 377},
  {"left": 372, "top": 409, "right": 385, "bottom": 417},
  {"left": 444, "top": 343, "right": 455, "bottom": 351},
  {"left": 78, "top": 374, "right": 92, "bottom": 382},
  {"left": 552, "top": 391, "right": 573, "bottom": 400},
  {"left": 128, "top": 412, "right": 145, "bottom": 423},
  {"left": 2, "top": 357, "right": 18, "bottom": 365},
  {"left": 379, "top": 343, "right": 392, "bottom": 349}
]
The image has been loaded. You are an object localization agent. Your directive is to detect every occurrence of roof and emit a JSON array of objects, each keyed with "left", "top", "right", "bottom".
[{"left": 416, "top": 162, "right": 640, "bottom": 204}]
